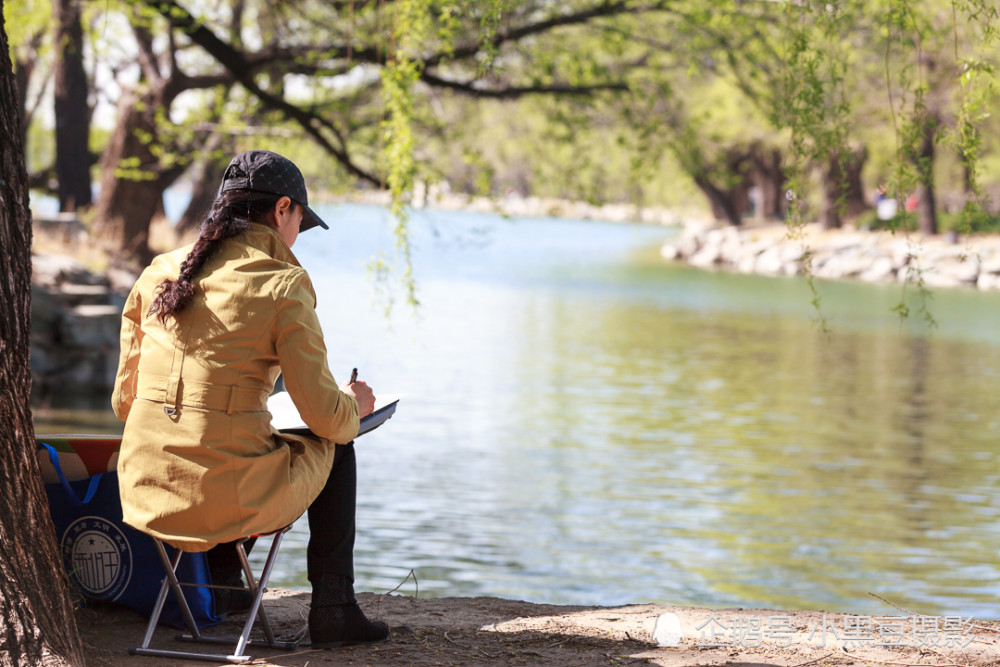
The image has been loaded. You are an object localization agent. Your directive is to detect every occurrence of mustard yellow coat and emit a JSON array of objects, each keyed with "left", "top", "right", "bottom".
[{"left": 113, "top": 224, "right": 359, "bottom": 552}]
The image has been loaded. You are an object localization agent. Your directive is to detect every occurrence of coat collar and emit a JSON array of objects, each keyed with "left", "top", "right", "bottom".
[{"left": 242, "top": 222, "right": 302, "bottom": 267}]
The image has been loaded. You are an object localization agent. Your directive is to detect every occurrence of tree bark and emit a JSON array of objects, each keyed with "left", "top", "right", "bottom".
[
  {"left": 93, "top": 84, "right": 188, "bottom": 265},
  {"left": 176, "top": 134, "right": 233, "bottom": 234},
  {"left": 0, "top": 8, "right": 88, "bottom": 665},
  {"left": 841, "top": 146, "right": 869, "bottom": 219},
  {"left": 671, "top": 135, "right": 751, "bottom": 226},
  {"left": 820, "top": 146, "right": 869, "bottom": 230},
  {"left": 915, "top": 116, "right": 938, "bottom": 235},
  {"left": 92, "top": 13, "right": 220, "bottom": 265},
  {"left": 52, "top": 0, "right": 92, "bottom": 211},
  {"left": 693, "top": 174, "right": 744, "bottom": 226},
  {"left": 820, "top": 155, "right": 844, "bottom": 230},
  {"left": 94, "top": 89, "right": 157, "bottom": 263},
  {"left": 748, "top": 145, "right": 785, "bottom": 221}
]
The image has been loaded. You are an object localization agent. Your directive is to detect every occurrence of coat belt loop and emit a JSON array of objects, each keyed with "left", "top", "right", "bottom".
[
  {"left": 164, "top": 376, "right": 180, "bottom": 416},
  {"left": 227, "top": 386, "right": 238, "bottom": 415}
]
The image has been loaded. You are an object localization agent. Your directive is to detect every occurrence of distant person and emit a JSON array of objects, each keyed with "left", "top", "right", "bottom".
[
  {"left": 111, "top": 150, "right": 389, "bottom": 647},
  {"left": 876, "top": 184, "right": 898, "bottom": 221}
]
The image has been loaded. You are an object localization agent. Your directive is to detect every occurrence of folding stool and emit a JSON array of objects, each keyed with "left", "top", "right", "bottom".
[{"left": 130, "top": 525, "right": 297, "bottom": 663}]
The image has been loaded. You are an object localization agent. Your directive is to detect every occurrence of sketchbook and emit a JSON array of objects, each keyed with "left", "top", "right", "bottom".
[{"left": 269, "top": 391, "right": 401, "bottom": 438}]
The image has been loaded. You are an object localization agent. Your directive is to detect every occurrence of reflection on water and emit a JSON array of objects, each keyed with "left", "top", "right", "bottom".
[{"left": 34, "top": 205, "right": 1000, "bottom": 617}]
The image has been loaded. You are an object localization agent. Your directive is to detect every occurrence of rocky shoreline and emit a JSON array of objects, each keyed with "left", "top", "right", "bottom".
[
  {"left": 660, "top": 220, "right": 1000, "bottom": 290},
  {"left": 30, "top": 250, "right": 136, "bottom": 405}
]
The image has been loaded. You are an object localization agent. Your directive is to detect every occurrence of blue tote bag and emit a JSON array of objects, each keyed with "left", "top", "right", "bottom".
[{"left": 40, "top": 441, "right": 220, "bottom": 629}]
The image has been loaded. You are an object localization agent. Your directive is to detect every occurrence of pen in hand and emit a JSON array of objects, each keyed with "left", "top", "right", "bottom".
[{"left": 350, "top": 367, "right": 358, "bottom": 384}]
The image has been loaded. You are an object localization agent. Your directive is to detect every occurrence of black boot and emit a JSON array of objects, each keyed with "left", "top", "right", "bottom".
[
  {"left": 309, "top": 574, "right": 389, "bottom": 648},
  {"left": 207, "top": 541, "right": 255, "bottom": 618}
]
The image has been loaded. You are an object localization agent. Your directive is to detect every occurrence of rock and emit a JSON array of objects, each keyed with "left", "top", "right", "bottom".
[
  {"left": 56, "top": 284, "right": 117, "bottom": 307},
  {"left": 978, "top": 272, "right": 1000, "bottom": 290},
  {"left": 60, "top": 305, "right": 121, "bottom": 348},
  {"left": 921, "top": 271, "right": 966, "bottom": 288},
  {"left": 32, "top": 252, "right": 102, "bottom": 287},
  {"left": 736, "top": 254, "right": 758, "bottom": 274},
  {"left": 756, "top": 247, "right": 785, "bottom": 275},
  {"left": 689, "top": 245, "right": 721, "bottom": 267},
  {"left": 107, "top": 265, "right": 140, "bottom": 293},
  {"left": 782, "top": 261, "right": 802, "bottom": 277},
  {"left": 31, "top": 252, "right": 128, "bottom": 397},
  {"left": 676, "top": 234, "right": 702, "bottom": 259},
  {"left": 979, "top": 253, "right": 1000, "bottom": 275},
  {"left": 813, "top": 252, "right": 872, "bottom": 279},
  {"left": 781, "top": 246, "right": 806, "bottom": 263},
  {"left": 704, "top": 228, "right": 728, "bottom": 247},
  {"left": 926, "top": 257, "right": 980, "bottom": 286},
  {"left": 660, "top": 244, "right": 681, "bottom": 261},
  {"left": 860, "top": 257, "right": 897, "bottom": 282},
  {"left": 34, "top": 213, "right": 88, "bottom": 244},
  {"left": 652, "top": 612, "right": 683, "bottom": 647}
]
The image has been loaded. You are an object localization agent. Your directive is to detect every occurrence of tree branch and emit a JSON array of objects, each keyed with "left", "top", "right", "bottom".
[
  {"left": 162, "top": 72, "right": 237, "bottom": 101},
  {"left": 131, "top": 21, "right": 161, "bottom": 84},
  {"left": 139, "top": 0, "right": 381, "bottom": 186},
  {"left": 430, "top": 0, "right": 676, "bottom": 68},
  {"left": 244, "top": 2, "right": 675, "bottom": 78},
  {"left": 420, "top": 70, "right": 627, "bottom": 98}
]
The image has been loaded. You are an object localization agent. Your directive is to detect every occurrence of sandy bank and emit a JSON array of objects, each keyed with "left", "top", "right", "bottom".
[{"left": 78, "top": 589, "right": 1000, "bottom": 666}]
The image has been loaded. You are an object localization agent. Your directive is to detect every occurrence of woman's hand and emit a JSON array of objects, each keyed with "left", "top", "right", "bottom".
[{"left": 343, "top": 380, "right": 375, "bottom": 418}]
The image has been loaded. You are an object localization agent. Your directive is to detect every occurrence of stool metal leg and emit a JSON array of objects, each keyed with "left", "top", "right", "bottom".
[
  {"left": 236, "top": 536, "right": 275, "bottom": 650},
  {"left": 132, "top": 546, "right": 183, "bottom": 652},
  {"left": 156, "top": 539, "right": 201, "bottom": 639},
  {"left": 131, "top": 529, "right": 297, "bottom": 663}
]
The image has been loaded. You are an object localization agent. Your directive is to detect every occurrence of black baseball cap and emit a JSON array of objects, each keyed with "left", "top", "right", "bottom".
[{"left": 218, "top": 150, "right": 329, "bottom": 232}]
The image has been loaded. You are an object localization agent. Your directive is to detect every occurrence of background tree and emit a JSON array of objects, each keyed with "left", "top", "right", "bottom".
[
  {"left": 10, "top": 0, "right": 1000, "bottom": 260},
  {"left": 91, "top": 3, "right": 237, "bottom": 264},
  {"left": 11, "top": 0, "right": 995, "bottom": 266},
  {"left": 52, "top": 0, "right": 91, "bottom": 211},
  {"left": 0, "top": 3, "right": 87, "bottom": 664}
]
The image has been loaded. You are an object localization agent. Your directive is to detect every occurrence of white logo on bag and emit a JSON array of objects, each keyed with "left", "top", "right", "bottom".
[{"left": 61, "top": 516, "right": 133, "bottom": 600}]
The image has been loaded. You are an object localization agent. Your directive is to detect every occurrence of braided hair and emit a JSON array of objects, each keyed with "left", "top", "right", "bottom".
[{"left": 146, "top": 190, "right": 284, "bottom": 325}]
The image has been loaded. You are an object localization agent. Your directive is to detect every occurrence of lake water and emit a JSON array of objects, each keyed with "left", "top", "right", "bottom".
[{"left": 34, "top": 203, "right": 1000, "bottom": 618}]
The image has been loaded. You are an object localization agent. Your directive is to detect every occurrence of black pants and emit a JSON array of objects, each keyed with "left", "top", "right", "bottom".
[{"left": 207, "top": 442, "right": 358, "bottom": 584}]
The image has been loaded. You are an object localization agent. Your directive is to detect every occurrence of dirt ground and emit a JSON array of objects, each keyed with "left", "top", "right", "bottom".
[{"left": 78, "top": 589, "right": 1000, "bottom": 667}]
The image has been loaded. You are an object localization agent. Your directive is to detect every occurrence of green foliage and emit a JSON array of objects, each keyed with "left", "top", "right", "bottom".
[
  {"left": 25, "top": 117, "right": 53, "bottom": 174},
  {"left": 4, "top": 0, "right": 51, "bottom": 57},
  {"left": 10, "top": 0, "right": 1000, "bottom": 319}
]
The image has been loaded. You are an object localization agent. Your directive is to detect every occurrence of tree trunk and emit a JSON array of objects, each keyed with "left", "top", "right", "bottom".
[
  {"left": 176, "top": 139, "right": 231, "bottom": 235},
  {"left": 93, "top": 81, "right": 196, "bottom": 264},
  {"left": 693, "top": 175, "right": 742, "bottom": 226},
  {"left": 52, "top": 0, "right": 92, "bottom": 211},
  {"left": 915, "top": 117, "right": 938, "bottom": 235},
  {"left": 0, "top": 10, "right": 88, "bottom": 666},
  {"left": 749, "top": 145, "right": 785, "bottom": 221},
  {"left": 841, "top": 146, "right": 869, "bottom": 219},
  {"left": 677, "top": 142, "right": 750, "bottom": 226},
  {"left": 93, "top": 88, "right": 163, "bottom": 265},
  {"left": 13, "top": 50, "right": 32, "bottom": 148},
  {"left": 820, "top": 146, "right": 870, "bottom": 230},
  {"left": 820, "top": 152, "right": 845, "bottom": 230}
]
